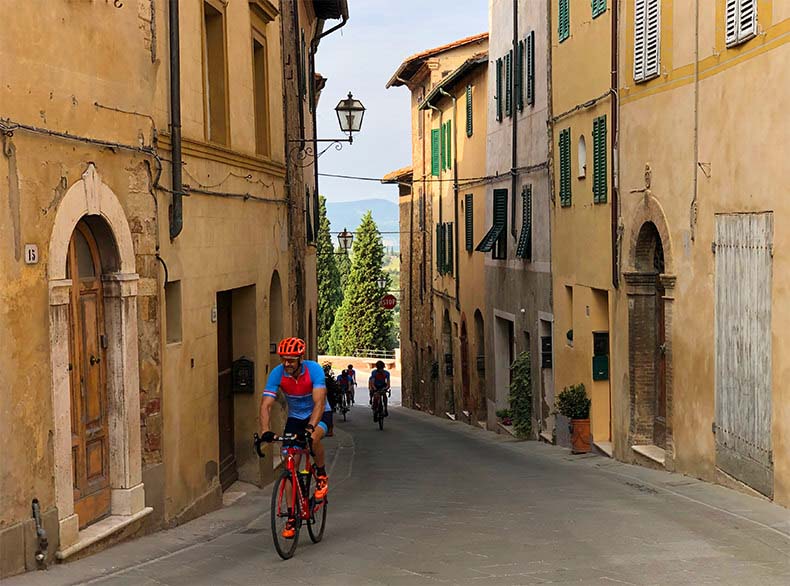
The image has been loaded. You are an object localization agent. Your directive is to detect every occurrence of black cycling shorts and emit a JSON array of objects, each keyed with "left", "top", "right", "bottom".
[{"left": 283, "top": 411, "right": 332, "bottom": 442}]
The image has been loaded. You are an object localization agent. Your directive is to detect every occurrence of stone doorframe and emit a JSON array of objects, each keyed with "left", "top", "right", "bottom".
[
  {"left": 623, "top": 195, "right": 676, "bottom": 469},
  {"left": 48, "top": 164, "right": 149, "bottom": 553}
]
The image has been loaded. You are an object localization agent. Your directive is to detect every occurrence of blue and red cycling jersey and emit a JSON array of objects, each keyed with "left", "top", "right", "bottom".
[
  {"left": 369, "top": 369, "right": 390, "bottom": 390},
  {"left": 263, "top": 360, "right": 330, "bottom": 419}
]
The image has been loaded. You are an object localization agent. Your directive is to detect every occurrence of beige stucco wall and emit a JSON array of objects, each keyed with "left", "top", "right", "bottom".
[{"left": 615, "top": 1, "right": 789, "bottom": 505}]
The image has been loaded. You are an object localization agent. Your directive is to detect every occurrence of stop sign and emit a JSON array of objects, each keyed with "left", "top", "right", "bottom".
[{"left": 380, "top": 294, "right": 397, "bottom": 310}]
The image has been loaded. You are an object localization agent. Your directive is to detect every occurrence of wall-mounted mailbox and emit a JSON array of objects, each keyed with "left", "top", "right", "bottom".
[
  {"left": 592, "top": 355, "right": 609, "bottom": 381},
  {"left": 232, "top": 357, "right": 255, "bottom": 393},
  {"left": 541, "top": 336, "right": 553, "bottom": 369}
]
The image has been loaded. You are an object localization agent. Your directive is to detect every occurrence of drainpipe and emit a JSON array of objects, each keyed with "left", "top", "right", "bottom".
[
  {"left": 31, "top": 499, "right": 48, "bottom": 566},
  {"left": 511, "top": 0, "right": 519, "bottom": 237},
  {"left": 168, "top": 0, "right": 184, "bottom": 240},
  {"left": 610, "top": 0, "right": 619, "bottom": 287},
  {"left": 438, "top": 87, "right": 460, "bottom": 311}
]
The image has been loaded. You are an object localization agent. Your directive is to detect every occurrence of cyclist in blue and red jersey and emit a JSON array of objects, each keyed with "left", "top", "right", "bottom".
[
  {"left": 259, "top": 337, "right": 331, "bottom": 539},
  {"left": 369, "top": 360, "right": 391, "bottom": 418}
]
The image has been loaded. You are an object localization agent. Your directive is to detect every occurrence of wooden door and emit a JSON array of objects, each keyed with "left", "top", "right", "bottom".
[
  {"left": 217, "top": 291, "right": 237, "bottom": 490},
  {"left": 714, "top": 212, "right": 773, "bottom": 497},
  {"left": 67, "top": 222, "right": 111, "bottom": 528},
  {"left": 460, "top": 323, "right": 471, "bottom": 414},
  {"left": 654, "top": 281, "right": 667, "bottom": 449}
]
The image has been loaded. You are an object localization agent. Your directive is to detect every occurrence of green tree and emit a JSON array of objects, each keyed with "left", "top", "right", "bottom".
[
  {"left": 316, "top": 196, "right": 342, "bottom": 354},
  {"left": 329, "top": 212, "right": 394, "bottom": 354},
  {"left": 336, "top": 248, "right": 351, "bottom": 292}
]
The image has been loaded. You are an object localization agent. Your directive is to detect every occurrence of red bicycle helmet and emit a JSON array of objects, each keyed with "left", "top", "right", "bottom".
[{"left": 277, "top": 337, "right": 306, "bottom": 357}]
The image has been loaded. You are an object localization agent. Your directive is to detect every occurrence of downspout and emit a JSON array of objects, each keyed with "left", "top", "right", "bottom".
[
  {"left": 439, "top": 87, "right": 460, "bottom": 311},
  {"left": 610, "top": 0, "right": 620, "bottom": 287},
  {"left": 168, "top": 0, "right": 184, "bottom": 239},
  {"left": 511, "top": 0, "right": 519, "bottom": 237},
  {"left": 690, "top": 0, "right": 699, "bottom": 241}
]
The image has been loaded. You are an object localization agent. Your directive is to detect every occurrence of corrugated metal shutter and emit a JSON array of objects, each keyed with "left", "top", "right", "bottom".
[
  {"left": 465, "top": 194, "right": 473, "bottom": 251},
  {"left": 559, "top": 0, "right": 570, "bottom": 42},
  {"left": 592, "top": 0, "right": 606, "bottom": 19},
  {"left": 527, "top": 31, "right": 535, "bottom": 106},
  {"left": 516, "top": 184, "right": 532, "bottom": 260},
  {"left": 559, "top": 128, "right": 572, "bottom": 207},
  {"left": 644, "top": 0, "right": 661, "bottom": 79},
  {"left": 714, "top": 212, "right": 774, "bottom": 498},
  {"left": 466, "top": 85, "right": 473, "bottom": 137},
  {"left": 431, "top": 128, "right": 440, "bottom": 176},
  {"left": 505, "top": 51, "right": 513, "bottom": 117},
  {"left": 496, "top": 58, "right": 503, "bottom": 122},
  {"left": 593, "top": 115, "right": 607, "bottom": 204}
]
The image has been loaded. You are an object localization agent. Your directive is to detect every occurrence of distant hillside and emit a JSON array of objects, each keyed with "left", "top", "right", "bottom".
[{"left": 326, "top": 198, "right": 399, "bottom": 251}]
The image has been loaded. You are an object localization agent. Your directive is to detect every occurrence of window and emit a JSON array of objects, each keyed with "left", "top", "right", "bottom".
[
  {"left": 466, "top": 85, "right": 473, "bottom": 137},
  {"left": 165, "top": 280, "right": 182, "bottom": 344},
  {"left": 203, "top": 1, "right": 228, "bottom": 144},
  {"left": 495, "top": 58, "right": 503, "bottom": 122},
  {"left": 578, "top": 135, "right": 587, "bottom": 178},
  {"left": 633, "top": 0, "right": 661, "bottom": 83},
  {"left": 476, "top": 189, "right": 508, "bottom": 260},
  {"left": 431, "top": 128, "right": 440, "bottom": 176},
  {"left": 252, "top": 35, "right": 269, "bottom": 156},
  {"left": 464, "top": 193, "right": 474, "bottom": 251},
  {"left": 592, "top": 0, "right": 606, "bottom": 19},
  {"left": 726, "top": 0, "right": 757, "bottom": 47},
  {"left": 559, "top": 128, "right": 572, "bottom": 207},
  {"left": 559, "top": 0, "right": 570, "bottom": 42},
  {"left": 516, "top": 185, "right": 533, "bottom": 260},
  {"left": 446, "top": 223, "right": 454, "bottom": 275},
  {"left": 526, "top": 31, "right": 535, "bottom": 106},
  {"left": 436, "top": 223, "right": 454, "bottom": 275},
  {"left": 517, "top": 40, "right": 524, "bottom": 112},
  {"left": 505, "top": 51, "right": 513, "bottom": 117},
  {"left": 592, "top": 116, "right": 607, "bottom": 203}
]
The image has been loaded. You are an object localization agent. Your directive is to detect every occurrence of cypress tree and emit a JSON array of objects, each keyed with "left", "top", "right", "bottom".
[{"left": 316, "top": 196, "right": 342, "bottom": 354}]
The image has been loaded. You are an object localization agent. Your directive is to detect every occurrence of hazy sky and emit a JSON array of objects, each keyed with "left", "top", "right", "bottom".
[{"left": 314, "top": 0, "right": 488, "bottom": 203}]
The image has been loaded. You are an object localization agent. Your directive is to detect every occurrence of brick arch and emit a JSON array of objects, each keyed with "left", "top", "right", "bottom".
[{"left": 625, "top": 194, "right": 673, "bottom": 275}]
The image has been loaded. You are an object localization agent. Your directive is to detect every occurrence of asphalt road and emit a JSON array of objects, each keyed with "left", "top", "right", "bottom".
[{"left": 7, "top": 403, "right": 790, "bottom": 585}]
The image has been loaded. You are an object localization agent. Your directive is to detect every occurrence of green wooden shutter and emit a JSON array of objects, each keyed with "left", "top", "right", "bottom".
[
  {"left": 505, "top": 51, "right": 513, "bottom": 117},
  {"left": 436, "top": 223, "right": 442, "bottom": 272},
  {"left": 465, "top": 194, "right": 473, "bottom": 251},
  {"left": 593, "top": 115, "right": 607, "bottom": 203},
  {"left": 495, "top": 58, "right": 503, "bottom": 122},
  {"left": 440, "top": 122, "right": 446, "bottom": 170},
  {"left": 517, "top": 40, "right": 524, "bottom": 111},
  {"left": 493, "top": 189, "right": 508, "bottom": 259},
  {"left": 559, "top": 0, "right": 570, "bottom": 42},
  {"left": 527, "top": 31, "right": 535, "bottom": 106},
  {"left": 445, "top": 120, "right": 451, "bottom": 168},
  {"left": 516, "top": 185, "right": 533, "bottom": 260},
  {"left": 447, "top": 223, "right": 454, "bottom": 274},
  {"left": 466, "top": 85, "right": 473, "bottom": 137},
  {"left": 592, "top": 0, "right": 607, "bottom": 19},
  {"left": 431, "top": 128, "right": 440, "bottom": 176},
  {"left": 559, "top": 128, "right": 572, "bottom": 207}
]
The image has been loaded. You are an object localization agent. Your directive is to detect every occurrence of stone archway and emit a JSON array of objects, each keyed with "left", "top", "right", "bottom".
[
  {"left": 48, "top": 164, "right": 150, "bottom": 557},
  {"left": 623, "top": 197, "right": 676, "bottom": 467}
]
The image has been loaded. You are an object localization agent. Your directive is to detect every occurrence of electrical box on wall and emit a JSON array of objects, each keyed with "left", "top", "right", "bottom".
[{"left": 232, "top": 357, "right": 255, "bottom": 393}]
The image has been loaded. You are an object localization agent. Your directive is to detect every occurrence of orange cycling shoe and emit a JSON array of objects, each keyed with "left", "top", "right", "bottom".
[
  {"left": 314, "top": 475, "right": 329, "bottom": 500},
  {"left": 282, "top": 517, "right": 297, "bottom": 539}
]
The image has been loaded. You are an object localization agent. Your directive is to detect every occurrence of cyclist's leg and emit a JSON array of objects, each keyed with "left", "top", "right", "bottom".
[
  {"left": 311, "top": 412, "right": 332, "bottom": 499},
  {"left": 383, "top": 390, "right": 389, "bottom": 416}
]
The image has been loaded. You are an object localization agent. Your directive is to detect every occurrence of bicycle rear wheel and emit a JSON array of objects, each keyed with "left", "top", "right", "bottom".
[
  {"left": 271, "top": 473, "right": 300, "bottom": 559},
  {"left": 307, "top": 495, "right": 327, "bottom": 543}
]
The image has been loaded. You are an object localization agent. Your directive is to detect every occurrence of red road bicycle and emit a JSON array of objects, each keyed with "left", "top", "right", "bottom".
[{"left": 254, "top": 432, "right": 327, "bottom": 559}]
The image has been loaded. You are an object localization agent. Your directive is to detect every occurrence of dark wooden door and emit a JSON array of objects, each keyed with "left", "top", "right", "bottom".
[
  {"left": 217, "top": 291, "right": 237, "bottom": 490},
  {"left": 68, "top": 222, "right": 111, "bottom": 528},
  {"left": 654, "top": 281, "right": 667, "bottom": 449}
]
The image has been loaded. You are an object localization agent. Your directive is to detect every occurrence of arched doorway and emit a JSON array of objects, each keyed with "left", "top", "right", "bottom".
[
  {"left": 460, "top": 319, "right": 471, "bottom": 417},
  {"left": 625, "top": 221, "right": 671, "bottom": 453}
]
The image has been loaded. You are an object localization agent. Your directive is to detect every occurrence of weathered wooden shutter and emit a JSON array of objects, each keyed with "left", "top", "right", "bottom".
[
  {"left": 493, "top": 189, "right": 508, "bottom": 258},
  {"left": 440, "top": 122, "right": 446, "bottom": 170},
  {"left": 593, "top": 115, "right": 607, "bottom": 203},
  {"left": 516, "top": 185, "right": 532, "bottom": 260},
  {"left": 431, "top": 128, "right": 440, "bottom": 176},
  {"left": 505, "top": 51, "right": 513, "bottom": 117},
  {"left": 476, "top": 189, "right": 508, "bottom": 253},
  {"left": 516, "top": 40, "right": 524, "bottom": 112},
  {"left": 559, "top": 128, "right": 572, "bottom": 207},
  {"left": 465, "top": 194, "right": 473, "bottom": 251},
  {"left": 714, "top": 212, "right": 774, "bottom": 498},
  {"left": 644, "top": 0, "right": 661, "bottom": 79},
  {"left": 727, "top": 0, "right": 757, "bottom": 46},
  {"left": 725, "top": 0, "right": 738, "bottom": 44},
  {"left": 559, "top": 0, "right": 570, "bottom": 42},
  {"left": 495, "top": 58, "right": 503, "bottom": 122},
  {"left": 527, "top": 31, "right": 535, "bottom": 106},
  {"left": 592, "top": 0, "right": 606, "bottom": 19},
  {"left": 446, "top": 222, "right": 454, "bottom": 274},
  {"left": 466, "top": 85, "right": 473, "bottom": 137},
  {"left": 436, "top": 223, "right": 443, "bottom": 273},
  {"left": 633, "top": 0, "right": 646, "bottom": 81},
  {"left": 445, "top": 120, "right": 451, "bottom": 168}
]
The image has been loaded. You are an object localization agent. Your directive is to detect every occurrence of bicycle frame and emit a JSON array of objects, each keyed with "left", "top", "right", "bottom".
[{"left": 279, "top": 444, "right": 314, "bottom": 521}]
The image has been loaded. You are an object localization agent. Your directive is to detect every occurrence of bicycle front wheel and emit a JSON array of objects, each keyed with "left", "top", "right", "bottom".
[
  {"left": 271, "top": 473, "right": 300, "bottom": 559},
  {"left": 307, "top": 495, "right": 327, "bottom": 543},
  {"left": 378, "top": 405, "right": 384, "bottom": 430}
]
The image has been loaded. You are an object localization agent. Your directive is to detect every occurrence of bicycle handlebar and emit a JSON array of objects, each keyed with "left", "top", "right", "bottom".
[{"left": 253, "top": 432, "right": 313, "bottom": 459}]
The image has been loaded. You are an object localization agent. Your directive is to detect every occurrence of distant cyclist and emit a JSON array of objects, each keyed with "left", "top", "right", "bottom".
[
  {"left": 259, "top": 337, "right": 330, "bottom": 537},
  {"left": 346, "top": 364, "right": 357, "bottom": 404},
  {"left": 368, "top": 360, "right": 391, "bottom": 417}
]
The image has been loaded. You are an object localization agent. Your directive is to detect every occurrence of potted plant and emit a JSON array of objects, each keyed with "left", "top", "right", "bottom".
[
  {"left": 495, "top": 408, "right": 513, "bottom": 426},
  {"left": 555, "top": 383, "right": 592, "bottom": 454}
]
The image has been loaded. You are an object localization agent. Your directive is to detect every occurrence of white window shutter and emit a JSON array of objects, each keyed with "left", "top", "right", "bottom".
[
  {"left": 644, "top": 0, "right": 661, "bottom": 79},
  {"left": 633, "top": 0, "right": 646, "bottom": 81},
  {"left": 738, "top": 0, "right": 757, "bottom": 41},
  {"left": 725, "top": 0, "right": 738, "bottom": 45}
]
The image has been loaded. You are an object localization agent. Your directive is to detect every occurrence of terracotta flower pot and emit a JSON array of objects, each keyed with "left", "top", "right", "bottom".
[{"left": 570, "top": 418, "right": 591, "bottom": 454}]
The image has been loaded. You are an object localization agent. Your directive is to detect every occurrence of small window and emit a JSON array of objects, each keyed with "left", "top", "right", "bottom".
[
  {"left": 592, "top": 0, "right": 606, "bottom": 19},
  {"left": 203, "top": 1, "right": 228, "bottom": 145},
  {"left": 726, "top": 0, "right": 757, "bottom": 47},
  {"left": 577, "top": 135, "right": 587, "bottom": 178},
  {"left": 477, "top": 189, "right": 508, "bottom": 259},
  {"left": 592, "top": 116, "right": 607, "bottom": 203},
  {"left": 495, "top": 58, "right": 503, "bottom": 122},
  {"left": 633, "top": 0, "right": 661, "bottom": 83},
  {"left": 252, "top": 35, "right": 270, "bottom": 156},
  {"left": 559, "top": 128, "right": 572, "bottom": 206},
  {"left": 559, "top": 0, "right": 570, "bottom": 42},
  {"left": 464, "top": 193, "right": 474, "bottom": 251},
  {"left": 466, "top": 85, "right": 473, "bottom": 137},
  {"left": 431, "top": 128, "right": 440, "bottom": 176},
  {"left": 165, "top": 280, "right": 183, "bottom": 344}
]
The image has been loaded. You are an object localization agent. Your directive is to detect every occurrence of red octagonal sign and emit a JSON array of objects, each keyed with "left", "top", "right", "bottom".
[{"left": 380, "top": 294, "right": 397, "bottom": 310}]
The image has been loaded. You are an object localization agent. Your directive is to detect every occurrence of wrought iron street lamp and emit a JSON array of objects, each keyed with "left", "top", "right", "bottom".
[
  {"left": 337, "top": 228, "right": 353, "bottom": 252},
  {"left": 335, "top": 92, "right": 366, "bottom": 144},
  {"left": 376, "top": 276, "right": 387, "bottom": 290}
]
